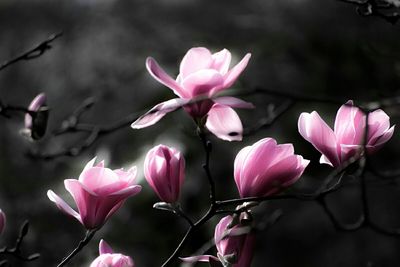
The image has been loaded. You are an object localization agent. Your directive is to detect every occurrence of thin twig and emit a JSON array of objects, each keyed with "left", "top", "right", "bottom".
[
  {"left": 56, "top": 229, "right": 97, "bottom": 267},
  {"left": 0, "top": 32, "right": 63, "bottom": 72}
]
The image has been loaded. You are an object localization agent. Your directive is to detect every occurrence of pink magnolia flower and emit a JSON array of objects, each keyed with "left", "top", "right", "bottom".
[
  {"left": 181, "top": 215, "right": 255, "bottom": 267},
  {"left": 131, "top": 47, "right": 254, "bottom": 141},
  {"left": 234, "top": 138, "right": 309, "bottom": 198},
  {"left": 298, "top": 100, "right": 395, "bottom": 167},
  {"left": 47, "top": 158, "right": 142, "bottom": 229},
  {"left": 90, "top": 239, "right": 135, "bottom": 267},
  {"left": 0, "top": 209, "right": 5, "bottom": 235},
  {"left": 144, "top": 145, "right": 185, "bottom": 203},
  {"left": 22, "top": 93, "right": 48, "bottom": 140}
]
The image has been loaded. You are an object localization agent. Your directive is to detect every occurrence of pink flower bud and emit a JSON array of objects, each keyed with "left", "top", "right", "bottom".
[
  {"left": 23, "top": 93, "right": 48, "bottom": 140},
  {"left": 181, "top": 215, "right": 255, "bottom": 266},
  {"left": 298, "top": 100, "right": 395, "bottom": 167},
  {"left": 214, "top": 215, "right": 255, "bottom": 267},
  {"left": 0, "top": 209, "right": 6, "bottom": 235},
  {"left": 234, "top": 138, "right": 309, "bottom": 198},
  {"left": 47, "top": 158, "right": 142, "bottom": 229},
  {"left": 144, "top": 145, "right": 185, "bottom": 203},
  {"left": 90, "top": 240, "right": 134, "bottom": 267}
]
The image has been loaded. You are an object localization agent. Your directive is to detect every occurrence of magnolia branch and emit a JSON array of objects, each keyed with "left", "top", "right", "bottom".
[
  {"left": 56, "top": 229, "right": 97, "bottom": 267},
  {"left": 0, "top": 32, "right": 63, "bottom": 72},
  {"left": 0, "top": 221, "right": 40, "bottom": 265}
]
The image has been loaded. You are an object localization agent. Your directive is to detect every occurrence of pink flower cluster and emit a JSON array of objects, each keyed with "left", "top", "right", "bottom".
[{"left": 45, "top": 47, "right": 395, "bottom": 267}]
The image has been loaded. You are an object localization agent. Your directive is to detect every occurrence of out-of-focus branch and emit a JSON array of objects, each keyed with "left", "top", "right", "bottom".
[
  {"left": 28, "top": 98, "right": 143, "bottom": 160},
  {"left": 0, "top": 221, "right": 40, "bottom": 264},
  {"left": 0, "top": 32, "right": 63, "bottom": 72},
  {"left": 337, "top": 0, "right": 400, "bottom": 24}
]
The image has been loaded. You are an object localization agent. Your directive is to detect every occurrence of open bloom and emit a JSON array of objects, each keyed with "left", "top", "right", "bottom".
[
  {"left": 0, "top": 209, "right": 5, "bottom": 235},
  {"left": 90, "top": 239, "right": 135, "bottom": 267},
  {"left": 298, "top": 100, "right": 395, "bottom": 167},
  {"left": 181, "top": 215, "right": 255, "bottom": 267},
  {"left": 234, "top": 138, "right": 309, "bottom": 198},
  {"left": 47, "top": 158, "right": 141, "bottom": 229},
  {"left": 131, "top": 47, "right": 254, "bottom": 141},
  {"left": 144, "top": 145, "right": 185, "bottom": 203},
  {"left": 22, "top": 93, "right": 48, "bottom": 140}
]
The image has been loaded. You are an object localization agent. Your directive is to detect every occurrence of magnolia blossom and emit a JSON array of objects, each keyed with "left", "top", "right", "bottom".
[
  {"left": 298, "top": 100, "right": 395, "bottom": 167},
  {"left": 144, "top": 145, "right": 185, "bottom": 203},
  {"left": 47, "top": 158, "right": 141, "bottom": 229},
  {"left": 234, "top": 138, "right": 309, "bottom": 198},
  {"left": 181, "top": 215, "right": 255, "bottom": 267},
  {"left": 22, "top": 93, "right": 48, "bottom": 140},
  {"left": 90, "top": 240, "right": 134, "bottom": 267},
  {"left": 0, "top": 209, "right": 5, "bottom": 235},
  {"left": 131, "top": 47, "right": 254, "bottom": 141}
]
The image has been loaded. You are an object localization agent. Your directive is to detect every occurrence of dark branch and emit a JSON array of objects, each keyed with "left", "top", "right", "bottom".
[
  {"left": 0, "top": 221, "right": 40, "bottom": 264},
  {"left": 56, "top": 229, "right": 96, "bottom": 267},
  {"left": 0, "top": 32, "right": 63, "bottom": 72}
]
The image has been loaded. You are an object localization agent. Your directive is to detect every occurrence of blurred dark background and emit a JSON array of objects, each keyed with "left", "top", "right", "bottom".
[{"left": 1, "top": 0, "right": 400, "bottom": 266}]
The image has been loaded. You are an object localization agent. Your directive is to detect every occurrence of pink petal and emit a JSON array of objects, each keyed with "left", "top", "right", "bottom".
[
  {"left": 146, "top": 57, "right": 187, "bottom": 98},
  {"left": 205, "top": 104, "right": 243, "bottom": 141},
  {"left": 222, "top": 53, "right": 251, "bottom": 89},
  {"left": 236, "top": 234, "right": 256, "bottom": 267},
  {"left": 64, "top": 180, "right": 93, "bottom": 224},
  {"left": 179, "top": 47, "right": 213, "bottom": 79},
  {"left": 131, "top": 98, "right": 189, "bottom": 129},
  {"left": 113, "top": 166, "right": 138, "bottom": 185},
  {"left": 249, "top": 155, "right": 307, "bottom": 197},
  {"left": 213, "top": 96, "right": 255, "bottom": 109},
  {"left": 99, "top": 239, "right": 114, "bottom": 254},
  {"left": 298, "top": 111, "right": 340, "bottom": 167},
  {"left": 25, "top": 93, "right": 46, "bottom": 129},
  {"left": 79, "top": 167, "right": 123, "bottom": 195},
  {"left": 211, "top": 49, "right": 232, "bottom": 75},
  {"left": 83, "top": 157, "right": 97, "bottom": 172},
  {"left": 367, "top": 109, "right": 392, "bottom": 144},
  {"left": 181, "top": 69, "right": 224, "bottom": 98},
  {"left": 334, "top": 100, "right": 364, "bottom": 145},
  {"left": 180, "top": 255, "right": 220, "bottom": 263},
  {"left": 367, "top": 125, "right": 395, "bottom": 153},
  {"left": 234, "top": 146, "right": 252, "bottom": 195},
  {"left": 47, "top": 190, "right": 82, "bottom": 223}
]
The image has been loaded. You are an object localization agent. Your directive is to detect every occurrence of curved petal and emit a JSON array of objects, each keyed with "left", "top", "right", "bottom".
[
  {"left": 334, "top": 100, "right": 364, "bottom": 145},
  {"left": 211, "top": 49, "right": 232, "bottom": 75},
  {"left": 131, "top": 98, "right": 189, "bottom": 129},
  {"left": 213, "top": 96, "right": 255, "bottom": 109},
  {"left": 25, "top": 93, "right": 46, "bottom": 128},
  {"left": 47, "top": 190, "right": 82, "bottom": 223},
  {"left": 234, "top": 146, "right": 252, "bottom": 195},
  {"left": 179, "top": 47, "right": 213, "bottom": 79},
  {"left": 298, "top": 111, "right": 340, "bottom": 167},
  {"left": 367, "top": 109, "right": 392, "bottom": 144},
  {"left": 146, "top": 57, "right": 187, "bottom": 98},
  {"left": 83, "top": 157, "right": 97, "bottom": 173},
  {"left": 367, "top": 125, "right": 395, "bottom": 153},
  {"left": 222, "top": 53, "right": 251, "bottom": 89},
  {"left": 109, "top": 184, "right": 142, "bottom": 197},
  {"left": 180, "top": 255, "right": 220, "bottom": 263},
  {"left": 236, "top": 234, "right": 256, "bottom": 267},
  {"left": 206, "top": 104, "right": 243, "bottom": 141},
  {"left": 99, "top": 239, "right": 114, "bottom": 254},
  {"left": 181, "top": 69, "right": 224, "bottom": 98}
]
